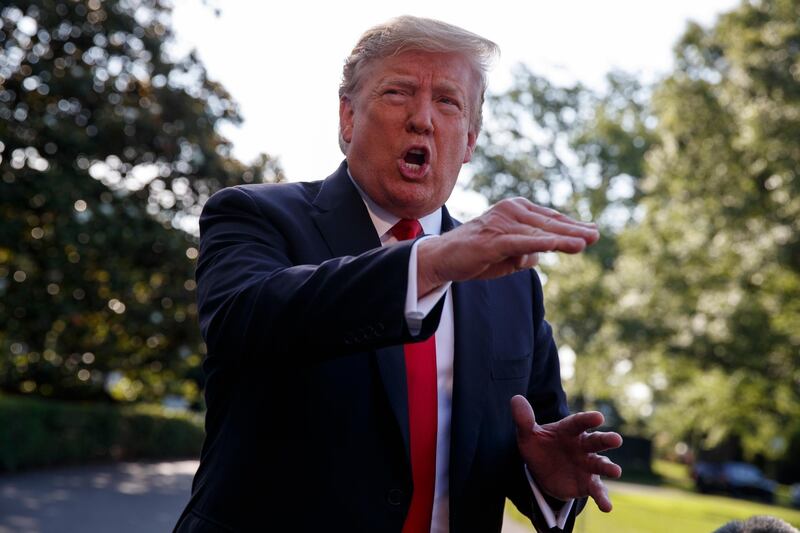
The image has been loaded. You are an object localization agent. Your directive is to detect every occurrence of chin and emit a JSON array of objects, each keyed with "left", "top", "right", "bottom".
[{"left": 387, "top": 186, "right": 435, "bottom": 214}]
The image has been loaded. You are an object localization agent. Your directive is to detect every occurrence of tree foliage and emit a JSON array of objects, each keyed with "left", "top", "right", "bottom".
[
  {"left": 610, "top": 0, "right": 800, "bottom": 459},
  {"left": 472, "top": 68, "right": 655, "bottom": 226},
  {"left": 0, "top": 0, "right": 282, "bottom": 403},
  {"left": 472, "top": 0, "right": 800, "bottom": 462},
  {"left": 471, "top": 67, "right": 659, "bottom": 424}
]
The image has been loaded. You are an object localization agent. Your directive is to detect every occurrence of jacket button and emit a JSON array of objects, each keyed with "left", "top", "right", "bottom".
[{"left": 386, "top": 488, "right": 403, "bottom": 506}]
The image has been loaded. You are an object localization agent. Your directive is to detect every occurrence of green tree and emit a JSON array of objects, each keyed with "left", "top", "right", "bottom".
[
  {"left": 606, "top": 0, "right": 800, "bottom": 459},
  {"left": 471, "top": 0, "right": 799, "bottom": 462},
  {"left": 0, "top": 0, "right": 282, "bottom": 403},
  {"left": 470, "top": 67, "right": 657, "bottom": 428},
  {"left": 472, "top": 68, "right": 654, "bottom": 226}
]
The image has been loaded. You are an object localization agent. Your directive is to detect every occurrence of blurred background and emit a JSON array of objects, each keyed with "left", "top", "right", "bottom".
[{"left": 1, "top": 0, "right": 798, "bottom": 531}]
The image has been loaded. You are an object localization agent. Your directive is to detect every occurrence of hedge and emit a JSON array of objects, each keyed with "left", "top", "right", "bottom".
[{"left": 0, "top": 394, "right": 205, "bottom": 472}]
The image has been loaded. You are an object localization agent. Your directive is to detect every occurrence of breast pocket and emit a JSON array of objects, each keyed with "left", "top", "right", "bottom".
[{"left": 490, "top": 353, "right": 532, "bottom": 380}]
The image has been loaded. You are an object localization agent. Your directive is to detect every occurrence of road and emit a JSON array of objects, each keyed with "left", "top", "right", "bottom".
[
  {"left": 0, "top": 461, "right": 535, "bottom": 532},
  {"left": 0, "top": 461, "right": 197, "bottom": 533}
]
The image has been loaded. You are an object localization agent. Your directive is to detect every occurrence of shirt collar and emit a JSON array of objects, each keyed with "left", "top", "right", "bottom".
[{"left": 347, "top": 170, "right": 443, "bottom": 238}]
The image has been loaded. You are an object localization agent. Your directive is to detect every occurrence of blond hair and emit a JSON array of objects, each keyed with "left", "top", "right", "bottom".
[{"left": 339, "top": 16, "right": 499, "bottom": 152}]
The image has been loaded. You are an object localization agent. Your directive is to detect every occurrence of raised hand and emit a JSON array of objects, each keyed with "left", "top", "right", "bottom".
[
  {"left": 510, "top": 395, "right": 623, "bottom": 512},
  {"left": 416, "top": 198, "right": 599, "bottom": 295}
]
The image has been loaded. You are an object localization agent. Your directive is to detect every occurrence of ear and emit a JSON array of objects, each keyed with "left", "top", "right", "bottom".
[
  {"left": 462, "top": 129, "right": 478, "bottom": 164},
  {"left": 339, "top": 96, "right": 355, "bottom": 144}
]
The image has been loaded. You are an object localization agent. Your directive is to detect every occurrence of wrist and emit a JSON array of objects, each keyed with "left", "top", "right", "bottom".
[
  {"left": 416, "top": 238, "right": 445, "bottom": 297},
  {"left": 524, "top": 465, "right": 570, "bottom": 504}
]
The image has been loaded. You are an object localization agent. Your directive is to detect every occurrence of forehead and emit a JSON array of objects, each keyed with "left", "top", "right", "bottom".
[{"left": 358, "top": 50, "right": 480, "bottom": 95}]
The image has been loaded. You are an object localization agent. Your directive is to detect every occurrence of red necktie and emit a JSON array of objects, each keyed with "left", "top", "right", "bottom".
[{"left": 391, "top": 219, "right": 438, "bottom": 533}]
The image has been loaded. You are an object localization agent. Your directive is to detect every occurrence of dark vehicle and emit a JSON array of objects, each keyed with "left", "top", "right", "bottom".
[
  {"left": 791, "top": 484, "right": 800, "bottom": 508},
  {"left": 692, "top": 461, "right": 776, "bottom": 503}
]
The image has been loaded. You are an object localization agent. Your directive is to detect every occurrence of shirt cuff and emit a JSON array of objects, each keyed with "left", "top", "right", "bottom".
[
  {"left": 405, "top": 235, "right": 450, "bottom": 336},
  {"left": 524, "top": 466, "right": 574, "bottom": 530}
]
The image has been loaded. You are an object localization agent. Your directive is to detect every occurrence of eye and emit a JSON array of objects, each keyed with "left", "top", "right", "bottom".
[
  {"left": 381, "top": 88, "right": 408, "bottom": 104},
  {"left": 383, "top": 88, "right": 406, "bottom": 97},
  {"left": 438, "top": 96, "right": 462, "bottom": 111}
]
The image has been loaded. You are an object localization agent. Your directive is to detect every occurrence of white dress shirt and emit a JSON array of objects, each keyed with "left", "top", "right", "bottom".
[{"left": 349, "top": 175, "right": 573, "bottom": 531}]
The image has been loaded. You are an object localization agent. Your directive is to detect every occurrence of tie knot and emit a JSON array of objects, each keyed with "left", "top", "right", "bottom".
[{"left": 391, "top": 219, "right": 423, "bottom": 241}]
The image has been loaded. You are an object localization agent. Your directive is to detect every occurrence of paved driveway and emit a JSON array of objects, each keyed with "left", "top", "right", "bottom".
[
  {"left": 0, "top": 461, "right": 197, "bottom": 533},
  {"left": 0, "top": 461, "right": 534, "bottom": 532}
]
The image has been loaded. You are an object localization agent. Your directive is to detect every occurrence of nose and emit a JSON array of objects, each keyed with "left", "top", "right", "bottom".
[{"left": 406, "top": 98, "right": 434, "bottom": 135}]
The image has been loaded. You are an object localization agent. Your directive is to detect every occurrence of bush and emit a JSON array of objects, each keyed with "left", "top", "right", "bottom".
[{"left": 0, "top": 394, "right": 204, "bottom": 472}]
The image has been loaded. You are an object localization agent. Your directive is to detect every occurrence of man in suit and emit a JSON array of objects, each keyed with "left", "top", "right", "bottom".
[{"left": 175, "top": 16, "right": 622, "bottom": 533}]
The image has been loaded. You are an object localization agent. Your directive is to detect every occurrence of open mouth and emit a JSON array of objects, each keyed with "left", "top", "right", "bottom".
[
  {"left": 404, "top": 148, "right": 428, "bottom": 166},
  {"left": 398, "top": 146, "right": 430, "bottom": 178}
]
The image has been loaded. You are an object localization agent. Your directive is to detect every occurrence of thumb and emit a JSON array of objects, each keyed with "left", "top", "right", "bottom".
[{"left": 510, "top": 395, "right": 536, "bottom": 437}]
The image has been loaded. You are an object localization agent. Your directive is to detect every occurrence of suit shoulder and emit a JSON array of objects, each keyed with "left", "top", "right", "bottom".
[
  {"left": 233, "top": 180, "right": 322, "bottom": 205},
  {"left": 205, "top": 180, "right": 323, "bottom": 214}
]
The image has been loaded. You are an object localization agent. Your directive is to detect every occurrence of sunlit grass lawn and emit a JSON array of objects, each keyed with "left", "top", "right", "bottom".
[
  {"left": 574, "top": 489, "right": 800, "bottom": 533},
  {"left": 507, "top": 488, "right": 800, "bottom": 533},
  {"left": 506, "top": 461, "right": 800, "bottom": 532}
]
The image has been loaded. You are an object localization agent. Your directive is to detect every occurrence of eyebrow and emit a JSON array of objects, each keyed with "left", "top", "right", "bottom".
[
  {"left": 378, "top": 77, "right": 466, "bottom": 100},
  {"left": 434, "top": 80, "right": 466, "bottom": 100},
  {"left": 377, "top": 77, "right": 418, "bottom": 90}
]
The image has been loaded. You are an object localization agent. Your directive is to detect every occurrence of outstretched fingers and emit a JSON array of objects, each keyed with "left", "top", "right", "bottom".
[
  {"left": 510, "top": 395, "right": 537, "bottom": 436},
  {"left": 451, "top": 199, "right": 600, "bottom": 283},
  {"left": 588, "top": 475, "right": 613, "bottom": 512},
  {"left": 585, "top": 453, "right": 623, "bottom": 478},
  {"left": 492, "top": 233, "right": 588, "bottom": 259},
  {"left": 557, "top": 411, "right": 606, "bottom": 437},
  {"left": 515, "top": 253, "right": 539, "bottom": 270},
  {"left": 514, "top": 208, "right": 599, "bottom": 244},
  {"left": 522, "top": 201, "right": 600, "bottom": 232},
  {"left": 581, "top": 431, "right": 623, "bottom": 454}
]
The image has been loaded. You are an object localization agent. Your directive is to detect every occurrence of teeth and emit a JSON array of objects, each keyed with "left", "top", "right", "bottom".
[
  {"left": 402, "top": 148, "right": 427, "bottom": 171},
  {"left": 405, "top": 148, "right": 427, "bottom": 165}
]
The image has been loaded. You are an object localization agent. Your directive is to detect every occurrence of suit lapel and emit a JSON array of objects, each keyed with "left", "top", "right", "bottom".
[
  {"left": 311, "top": 162, "right": 411, "bottom": 460},
  {"left": 310, "top": 178, "right": 493, "bottom": 487},
  {"left": 440, "top": 208, "right": 494, "bottom": 507},
  {"left": 375, "top": 345, "right": 411, "bottom": 462},
  {"left": 311, "top": 162, "right": 382, "bottom": 257},
  {"left": 449, "top": 278, "right": 492, "bottom": 506}
]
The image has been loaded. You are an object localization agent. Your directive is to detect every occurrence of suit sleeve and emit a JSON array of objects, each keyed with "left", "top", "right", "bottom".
[
  {"left": 195, "top": 186, "right": 443, "bottom": 367},
  {"left": 505, "top": 269, "right": 588, "bottom": 532}
]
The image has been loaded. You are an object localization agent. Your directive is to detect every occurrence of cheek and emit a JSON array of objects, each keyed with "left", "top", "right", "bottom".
[
  {"left": 360, "top": 120, "right": 398, "bottom": 151},
  {"left": 441, "top": 139, "right": 469, "bottom": 167},
  {"left": 442, "top": 123, "right": 472, "bottom": 156}
]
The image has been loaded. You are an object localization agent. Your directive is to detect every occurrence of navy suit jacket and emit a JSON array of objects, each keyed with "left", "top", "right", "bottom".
[{"left": 174, "top": 162, "right": 581, "bottom": 532}]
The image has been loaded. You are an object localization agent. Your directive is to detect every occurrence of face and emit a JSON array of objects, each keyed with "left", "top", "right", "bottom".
[{"left": 339, "top": 51, "right": 479, "bottom": 219}]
